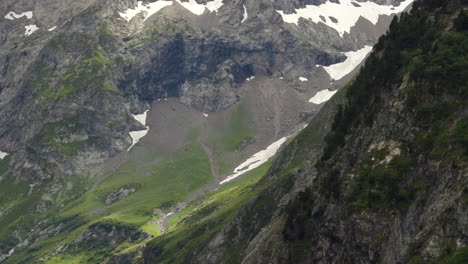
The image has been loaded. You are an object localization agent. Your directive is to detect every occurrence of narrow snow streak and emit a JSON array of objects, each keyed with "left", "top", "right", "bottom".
[
  {"left": 241, "top": 5, "right": 248, "bottom": 23},
  {"left": 0, "top": 151, "right": 9, "bottom": 160},
  {"left": 25, "top": 25, "right": 39, "bottom": 36},
  {"left": 48, "top": 26, "right": 57, "bottom": 31},
  {"left": 4, "top": 11, "right": 33, "bottom": 20},
  {"left": 127, "top": 110, "right": 149, "bottom": 151},
  {"left": 309, "top": 89, "right": 338, "bottom": 104},
  {"left": 220, "top": 137, "right": 288, "bottom": 184},
  {"left": 276, "top": 0, "right": 414, "bottom": 36},
  {"left": 321, "top": 45, "right": 373, "bottom": 81}
]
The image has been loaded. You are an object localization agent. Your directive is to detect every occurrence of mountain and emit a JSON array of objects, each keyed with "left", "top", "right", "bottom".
[
  {"left": 1, "top": 0, "right": 460, "bottom": 263},
  {"left": 142, "top": 0, "right": 468, "bottom": 263}
]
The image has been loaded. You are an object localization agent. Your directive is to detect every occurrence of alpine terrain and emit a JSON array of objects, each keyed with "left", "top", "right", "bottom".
[{"left": 0, "top": 0, "right": 466, "bottom": 263}]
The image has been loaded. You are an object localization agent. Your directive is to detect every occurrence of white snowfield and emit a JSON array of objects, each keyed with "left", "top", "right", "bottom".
[
  {"left": 309, "top": 89, "right": 338, "bottom": 104},
  {"left": 241, "top": 5, "right": 248, "bottom": 23},
  {"left": 119, "top": 1, "right": 172, "bottom": 22},
  {"left": 299, "top": 77, "right": 308, "bottom": 82},
  {"left": 220, "top": 136, "right": 288, "bottom": 184},
  {"left": 127, "top": 110, "right": 150, "bottom": 151},
  {"left": 0, "top": 151, "right": 9, "bottom": 160},
  {"left": 176, "top": 0, "right": 224, "bottom": 15},
  {"left": 276, "top": 0, "right": 414, "bottom": 36},
  {"left": 4, "top": 11, "right": 33, "bottom": 20},
  {"left": 119, "top": 0, "right": 224, "bottom": 22},
  {"left": 25, "top": 25, "right": 39, "bottom": 36},
  {"left": 321, "top": 45, "right": 373, "bottom": 81}
]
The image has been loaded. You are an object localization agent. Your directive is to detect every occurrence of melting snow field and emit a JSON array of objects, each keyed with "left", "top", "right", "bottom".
[
  {"left": 3, "top": 11, "right": 40, "bottom": 36},
  {"left": 220, "top": 137, "right": 288, "bottom": 185},
  {"left": 309, "top": 89, "right": 338, "bottom": 104},
  {"left": 321, "top": 45, "right": 373, "bottom": 81},
  {"left": 4, "top": 11, "right": 33, "bottom": 20},
  {"left": 276, "top": 0, "right": 414, "bottom": 36},
  {"left": 119, "top": 1, "right": 173, "bottom": 22},
  {"left": 25, "top": 25, "right": 39, "bottom": 36},
  {"left": 241, "top": 5, "right": 248, "bottom": 23},
  {"left": 127, "top": 110, "right": 150, "bottom": 151},
  {"left": 0, "top": 151, "right": 8, "bottom": 160},
  {"left": 176, "top": 0, "right": 224, "bottom": 15},
  {"left": 119, "top": 0, "right": 224, "bottom": 22}
]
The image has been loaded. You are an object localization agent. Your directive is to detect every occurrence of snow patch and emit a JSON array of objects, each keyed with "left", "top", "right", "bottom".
[
  {"left": 220, "top": 137, "right": 288, "bottom": 184},
  {"left": 276, "top": 0, "right": 414, "bottom": 36},
  {"left": 241, "top": 5, "right": 248, "bottom": 23},
  {"left": 0, "top": 151, "right": 9, "bottom": 160},
  {"left": 246, "top": 76, "right": 255, "bottom": 82},
  {"left": 25, "top": 25, "right": 39, "bottom": 36},
  {"left": 127, "top": 110, "right": 150, "bottom": 151},
  {"left": 4, "top": 11, "right": 33, "bottom": 20},
  {"left": 119, "top": 0, "right": 173, "bottom": 22},
  {"left": 203, "top": 113, "right": 209, "bottom": 118},
  {"left": 299, "top": 77, "right": 308, "bottom": 82},
  {"left": 321, "top": 45, "right": 373, "bottom": 81},
  {"left": 48, "top": 26, "right": 57, "bottom": 31},
  {"left": 309, "top": 89, "right": 337, "bottom": 104},
  {"left": 119, "top": 0, "right": 225, "bottom": 22},
  {"left": 175, "top": 0, "right": 224, "bottom": 15}
]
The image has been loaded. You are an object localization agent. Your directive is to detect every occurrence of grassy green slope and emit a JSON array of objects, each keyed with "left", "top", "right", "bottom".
[
  {"left": 146, "top": 161, "right": 272, "bottom": 264},
  {"left": 2, "top": 128, "right": 213, "bottom": 263}
]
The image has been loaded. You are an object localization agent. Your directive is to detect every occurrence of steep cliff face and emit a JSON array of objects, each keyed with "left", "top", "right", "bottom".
[{"left": 144, "top": 0, "right": 467, "bottom": 263}]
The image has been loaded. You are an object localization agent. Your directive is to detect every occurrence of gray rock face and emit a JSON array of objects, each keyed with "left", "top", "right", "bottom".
[
  {"left": 69, "top": 221, "right": 148, "bottom": 252},
  {"left": 0, "top": 0, "right": 398, "bottom": 182},
  {"left": 105, "top": 183, "right": 140, "bottom": 205},
  {"left": 271, "top": 0, "right": 405, "bottom": 13}
]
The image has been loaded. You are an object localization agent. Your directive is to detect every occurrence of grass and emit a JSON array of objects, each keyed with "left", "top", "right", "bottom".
[
  {"left": 46, "top": 254, "right": 88, "bottom": 264},
  {"left": 209, "top": 103, "right": 257, "bottom": 175},
  {"left": 61, "top": 129, "right": 213, "bottom": 226},
  {"left": 82, "top": 49, "right": 110, "bottom": 66},
  {"left": 0, "top": 99, "right": 279, "bottom": 263},
  {"left": 37, "top": 47, "right": 116, "bottom": 102},
  {"left": 1, "top": 124, "right": 217, "bottom": 263},
  {"left": 166, "top": 160, "right": 271, "bottom": 232},
  {"left": 0, "top": 172, "right": 30, "bottom": 207},
  {"left": 141, "top": 220, "right": 161, "bottom": 237},
  {"left": 438, "top": 246, "right": 468, "bottom": 264},
  {"left": 0, "top": 155, "right": 11, "bottom": 176},
  {"left": 147, "top": 161, "right": 272, "bottom": 263},
  {"left": 220, "top": 103, "right": 256, "bottom": 152}
]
